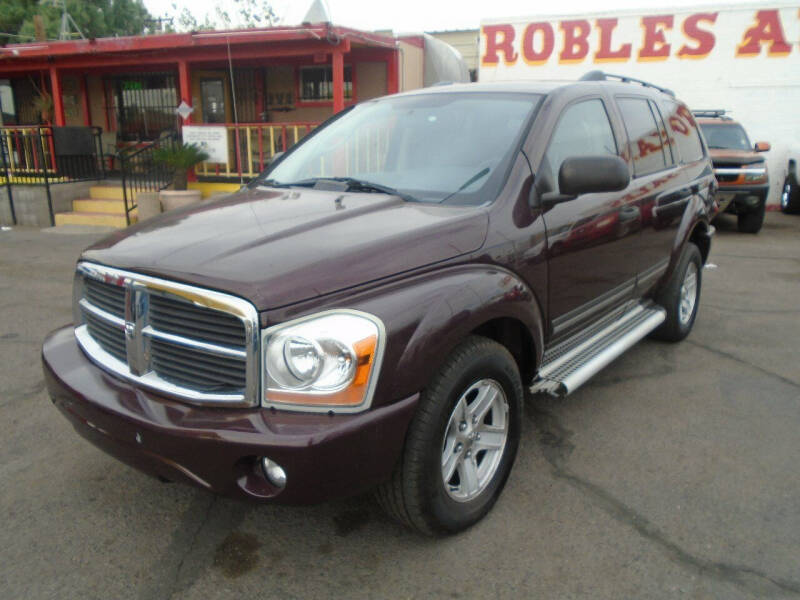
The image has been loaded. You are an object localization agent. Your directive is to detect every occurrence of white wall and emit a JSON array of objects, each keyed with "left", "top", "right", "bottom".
[{"left": 479, "top": 4, "right": 800, "bottom": 205}]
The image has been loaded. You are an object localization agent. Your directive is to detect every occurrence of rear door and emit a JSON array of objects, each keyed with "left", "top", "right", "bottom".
[
  {"left": 612, "top": 95, "right": 693, "bottom": 296},
  {"left": 538, "top": 97, "right": 641, "bottom": 340}
]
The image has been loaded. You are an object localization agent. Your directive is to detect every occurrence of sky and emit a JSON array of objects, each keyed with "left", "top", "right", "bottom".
[{"left": 143, "top": 0, "right": 769, "bottom": 33}]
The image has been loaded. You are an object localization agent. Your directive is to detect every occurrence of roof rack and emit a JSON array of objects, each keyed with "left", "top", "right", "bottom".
[
  {"left": 691, "top": 109, "right": 732, "bottom": 120},
  {"left": 579, "top": 70, "right": 675, "bottom": 97}
]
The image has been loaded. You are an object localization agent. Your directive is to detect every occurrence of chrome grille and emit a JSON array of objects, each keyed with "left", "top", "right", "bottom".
[
  {"left": 84, "top": 278, "right": 125, "bottom": 318},
  {"left": 83, "top": 309, "right": 127, "bottom": 361},
  {"left": 149, "top": 295, "right": 246, "bottom": 347},
  {"left": 150, "top": 338, "right": 247, "bottom": 390},
  {"left": 73, "top": 263, "right": 259, "bottom": 407}
]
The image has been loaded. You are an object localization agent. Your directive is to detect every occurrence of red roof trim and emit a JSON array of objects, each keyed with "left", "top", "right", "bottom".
[{"left": 0, "top": 24, "right": 396, "bottom": 61}]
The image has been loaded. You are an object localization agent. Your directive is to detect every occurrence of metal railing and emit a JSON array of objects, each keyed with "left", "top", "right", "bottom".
[
  {"left": 118, "top": 130, "right": 179, "bottom": 226},
  {"left": 0, "top": 126, "right": 105, "bottom": 226},
  {"left": 194, "top": 122, "right": 318, "bottom": 180}
]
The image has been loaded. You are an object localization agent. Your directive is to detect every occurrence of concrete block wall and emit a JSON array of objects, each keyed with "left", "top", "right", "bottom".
[{"left": 0, "top": 181, "right": 94, "bottom": 227}]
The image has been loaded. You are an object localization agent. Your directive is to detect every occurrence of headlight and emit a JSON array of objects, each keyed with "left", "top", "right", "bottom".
[
  {"left": 744, "top": 167, "right": 766, "bottom": 183},
  {"left": 262, "top": 310, "right": 385, "bottom": 412}
]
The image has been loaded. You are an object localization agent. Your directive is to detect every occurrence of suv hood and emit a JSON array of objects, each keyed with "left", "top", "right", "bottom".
[
  {"left": 82, "top": 187, "right": 489, "bottom": 310},
  {"left": 708, "top": 148, "right": 765, "bottom": 167}
]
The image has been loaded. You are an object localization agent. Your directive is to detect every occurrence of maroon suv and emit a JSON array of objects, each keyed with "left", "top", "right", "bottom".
[{"left": 43, "top": 72, "right": 717, "bottom": 535}]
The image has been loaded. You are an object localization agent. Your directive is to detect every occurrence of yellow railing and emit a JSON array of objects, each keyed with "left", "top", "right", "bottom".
[
  {"left": 194, "top": 122, "right": 319, "bottom": 179},
  {"left": 0, "top": 126, "right": 57, "bottom": 176}
]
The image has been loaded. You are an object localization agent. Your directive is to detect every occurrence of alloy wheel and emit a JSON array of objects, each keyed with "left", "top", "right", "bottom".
[
  {"left": 679, "top": 262, "right": 698, "bottom": 325},
  {"left": 441, "top": 379, "right": 509, "bottom": 502}
]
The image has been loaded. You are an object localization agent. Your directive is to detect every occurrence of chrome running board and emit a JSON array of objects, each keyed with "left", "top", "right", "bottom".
[{"left": 530, "top": 303, "right": 666, "bottom": 397}]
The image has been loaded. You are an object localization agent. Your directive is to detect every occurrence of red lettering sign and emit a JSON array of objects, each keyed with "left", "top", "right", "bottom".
[
  {"left": 522, "top": 22, "right": 555, "bottom": 64},
  {"left": 595, "top": 18, "right": 632, "bottom": 62},
  {"left": 736, "top": 9, "right": 792, "bottom": 56},
  {"left": 678, "top": 13, "right": 717, "bottom": 58},
  {"left": 482, "top": 24, "right": 518, "bottom": 65},
  {"left": 560, "top": 20, "right": 591, "bottom": 63},
  {"left": 638, "top": 15, "right": 673, "bottom": 61}
]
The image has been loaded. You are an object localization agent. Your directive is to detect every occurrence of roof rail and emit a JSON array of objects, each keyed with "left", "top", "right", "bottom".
[
  {"left": 579, "top": 70, "right": 676, "bottom": 97},
  {"left": 691, "top": 109, "right": 731, "bottom": 119}
]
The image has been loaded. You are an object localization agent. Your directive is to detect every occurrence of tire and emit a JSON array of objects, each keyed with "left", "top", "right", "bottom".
[
  {"left": 737, "top": 199, "right": 765, "bottom": 233},
  {"left": 375, "top": 336, "right": 523, "bottom": 535},
  {"left": 652, "top": 242, "right": 702, "bottom": 343},
  {"left": 781, "top": 174, "right": 800, "bottom": 214}
]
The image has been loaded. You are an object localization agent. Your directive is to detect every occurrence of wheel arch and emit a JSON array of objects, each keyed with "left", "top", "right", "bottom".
[
  {"left": 471, "top": 317, "right": 537, "bottom": 385},
  {"left": 689, "top": 220, "right": 712, "bottom": 264}
]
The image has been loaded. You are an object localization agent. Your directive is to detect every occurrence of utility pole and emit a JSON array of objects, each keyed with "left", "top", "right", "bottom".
[{"left": 57, "top": 0, "right": 85, "bottom": 41}]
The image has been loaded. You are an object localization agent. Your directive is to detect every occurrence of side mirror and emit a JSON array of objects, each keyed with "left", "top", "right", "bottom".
[
  {"left": 542, "top": 155, "right": 630, "bottom": 205},
  {"left": 754, "top": 141, "right": 770, "bottom": 152}
]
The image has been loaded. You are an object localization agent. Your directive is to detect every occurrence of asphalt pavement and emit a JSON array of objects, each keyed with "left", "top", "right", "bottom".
[{"left": 1, "top": 212, "right": 799, "bottom": 599}]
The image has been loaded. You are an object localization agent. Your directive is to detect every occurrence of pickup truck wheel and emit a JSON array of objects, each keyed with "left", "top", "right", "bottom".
[
  {"left": 375, "top": 336, "right": 522, "bottom": 535},
  {"left": 652, "top": 243, "right": 702, "bottom": 343},
  {"left": 781, "top": 176, "right": 800, "bottom": 214},
  {"left": 737, "top": 200, "right": 766, "bottom": 233}
]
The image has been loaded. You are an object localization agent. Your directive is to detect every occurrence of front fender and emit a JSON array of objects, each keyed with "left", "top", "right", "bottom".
[{"left": 264, "top": 264, "right": 545, "bottom": 409}]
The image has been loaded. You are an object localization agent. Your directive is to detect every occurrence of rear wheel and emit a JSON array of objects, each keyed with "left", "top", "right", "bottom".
[
  {"left": 652, "top": 243, "right": 702, "bottom": 342},
  {"left": 375, "top": 336, "right": 522, "bottom": 535},
  {"left": 737, "top": 199, "right": 766, "bottom": 233}
]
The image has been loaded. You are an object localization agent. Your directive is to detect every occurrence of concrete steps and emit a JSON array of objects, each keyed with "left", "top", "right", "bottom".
[{"left": 54, "top": 185, "right": 136, "bottom": 228}]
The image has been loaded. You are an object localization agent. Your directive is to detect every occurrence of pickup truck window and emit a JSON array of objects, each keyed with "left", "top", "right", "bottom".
[
  {"left": 699, "top": 123, "right": 752, "bottom": 151},
  {"left": 262, "top": 92, "right": 541, "bottom": 206},
  {"left": 544, "top": 98, "right": 617, "bottom": 193},
  {"left": 617, "top": 97, "right": 668, "bottom": 177}
]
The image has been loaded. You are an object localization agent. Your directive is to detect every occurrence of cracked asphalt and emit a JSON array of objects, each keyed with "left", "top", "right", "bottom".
[{"left": 1, "top": 212, "right": 799, "bottom": 599}]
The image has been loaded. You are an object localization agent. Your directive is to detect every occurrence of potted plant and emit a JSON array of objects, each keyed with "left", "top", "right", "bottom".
[{"left": 153, "top": 142, "right": 209, "bottom": 212}]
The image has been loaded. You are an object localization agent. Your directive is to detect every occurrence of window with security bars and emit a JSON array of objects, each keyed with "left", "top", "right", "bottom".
[
  {"left": 104, "top": 73, "right": 179, "bottom": 141},
  {"left": 299, "top": 66, "right": 353, "bottom": 102}
]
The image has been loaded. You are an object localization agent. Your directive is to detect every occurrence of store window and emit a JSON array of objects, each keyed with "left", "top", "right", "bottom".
[
  {"left": 0, "top": 80, "right": 16, "bottom": 125},
  {"left": 105, "top": 73, "right": 179, "bottom": 141},
  {"left": 299, "top": 66, "right": 353, "bottom": 102}
]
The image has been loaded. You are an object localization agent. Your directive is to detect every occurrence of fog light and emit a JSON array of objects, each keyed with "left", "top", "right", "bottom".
[{"left": 261, "top": 457, "right": 287, "bottom": 489}]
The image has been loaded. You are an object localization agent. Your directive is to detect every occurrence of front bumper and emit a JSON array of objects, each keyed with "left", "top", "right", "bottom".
[
  {"left": 717, "top": 184, "right": 769, "bottom": 214},
  {"left": 43, "top": 326, "right": 418, "bottom": 504}
]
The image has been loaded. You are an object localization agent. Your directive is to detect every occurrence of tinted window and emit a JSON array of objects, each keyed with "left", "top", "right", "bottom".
[
  {"left": 699, "top": 123, "right": 751, "bottom": 151},
  {"left": 545, "top": 99, "right": 617, "bottom": 192},
  {"left": 617, "top": 97, "right": 668, "bottom": 177},
  {"left": 650, "top": 100, "right": 676, "bottom": 167},
  {"left": 659, "top": 100, "right": 705, "bottom": 163}
]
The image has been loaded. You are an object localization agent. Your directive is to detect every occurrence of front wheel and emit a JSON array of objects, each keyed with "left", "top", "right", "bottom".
[
  {"left": 737, "top": 199, "right": 766, "bottom": 233},
  {"left": 781, "top": 175, "right": 800, "bottom": 214},
  {"left": 652, "top": 243, "right": 702, "bottom": 342},
  {"left": 375, "top": 336, "right": 522, "bottom": 535}
]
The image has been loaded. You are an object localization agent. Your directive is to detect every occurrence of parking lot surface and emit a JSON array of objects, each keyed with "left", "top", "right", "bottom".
[{"left": 1, "top": 213, "right": 799, "bottom": 599}]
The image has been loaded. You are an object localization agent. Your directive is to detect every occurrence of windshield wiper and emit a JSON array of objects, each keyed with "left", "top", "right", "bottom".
[
  {"left": 252, "top": 178, "right": 294, "bottom": 188},
  {"left": 437, "top": 167, "right": 490, "bottom": 204},
  {"left": 273, "top": 177, "right": 418, "bottom": 202}
]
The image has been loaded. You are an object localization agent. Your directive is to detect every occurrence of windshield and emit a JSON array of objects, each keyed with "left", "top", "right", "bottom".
[
  {"left": 257, "top": 92, "right": 541, "bottom": 205},
  {"left": 699, "top": 123, "right": 752, "bottom": 151}
]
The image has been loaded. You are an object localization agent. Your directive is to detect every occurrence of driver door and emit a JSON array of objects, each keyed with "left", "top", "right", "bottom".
[{"left": 538, "top": 97, "right": 640, "bottom": 340}]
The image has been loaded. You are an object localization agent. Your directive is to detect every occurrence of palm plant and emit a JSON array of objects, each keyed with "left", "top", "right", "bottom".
[
  {"left": 153, "top": 142, "right": 210, "bottom": 191},
  {"left": 32, "top": 92, "right": 53, "bottom": 124}
]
